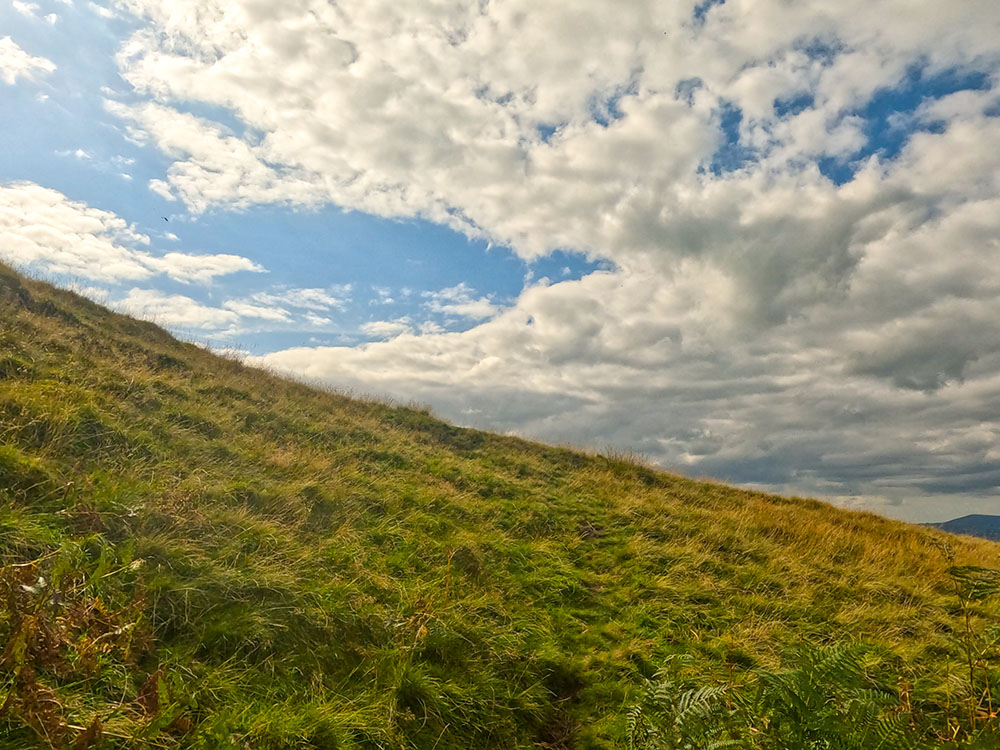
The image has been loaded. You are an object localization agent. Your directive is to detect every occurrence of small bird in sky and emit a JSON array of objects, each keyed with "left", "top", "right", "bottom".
[{"left": 163, "top": 216, "right": 169, "bottom": 222}]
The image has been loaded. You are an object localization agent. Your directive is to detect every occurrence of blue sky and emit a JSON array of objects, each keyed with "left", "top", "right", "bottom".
[
  {"left": 2, "top": 0, "right": 999, "bottom": 521},
  {"left": 0, "top": 0, "right": 602, "bottom": 352}
]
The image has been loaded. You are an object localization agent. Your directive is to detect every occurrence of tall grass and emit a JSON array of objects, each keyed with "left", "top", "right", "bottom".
[{"left": 1, "top": 262, "right": 998, "bottom": 749}]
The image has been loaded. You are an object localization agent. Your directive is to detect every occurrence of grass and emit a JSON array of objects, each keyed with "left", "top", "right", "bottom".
[{"left": 0, "top": 261, "right": 998, "bottom": 748}]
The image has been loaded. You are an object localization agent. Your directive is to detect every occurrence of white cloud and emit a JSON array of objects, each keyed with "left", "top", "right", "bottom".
[
  {"left": 148, "top": 178, "right": 177, "bottom": 202},
  {"left": 56, "top": 149, "right": 93, "bottom": 160},
  {"left": 106, "top": 101, "right": 326, "bottom": 213},
  {"left": 249, "top": 286, "right": 351, "bottom": 312},
  {"left": 12, "top": 1, "right": 40, "bottom": 17},
  {"left": 423, "top": 282, "right": 500, "bottom": 321},
  {"left": 222, "top": 299, "right": 292, "bottom": 322},
  {"left": 88, "top": 2, "right": 115, "bottom": 19},
  {"left": 0, "top": 182, "right": 263, "bottom": 284},
  {"left": 360, "top": 317, "right": 413, "bottom": 339},
  {"left": 304, "top": 312, "right": 333, "bottom": 327},
  {"left": 0, "top": 36, "right": 55, "bottom": 85},
  {"left": 370, "top": 285, "right": 394, "bottom": 305},
  {"left": 108, "top": 0, "right": 1000, "bottom": 519},
  {"left": 9, "top": 1, "right": 58, "bottom": 24},
  {"left": 117, "top": 288, "right": 238, "bottom": 329},
  {"left": 0, "top": 182, "right": 155, "bottom": 282},
  {"left": 110, "top": 0, "right": 1000, "bottom": 253},
  {"left": 146, "top": 251, "right": 263, "bottom": 284}
]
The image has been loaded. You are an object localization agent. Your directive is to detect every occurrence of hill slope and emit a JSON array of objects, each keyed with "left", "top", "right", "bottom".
[{"left": 1, "top": 262, "right": 998, "bottom": 749}]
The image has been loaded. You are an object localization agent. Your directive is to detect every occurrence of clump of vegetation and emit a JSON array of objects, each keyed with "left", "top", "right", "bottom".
[
  {"left": 0, "top": 541, "right": 155, "bottom": 747},
  {"left": 627, "top": 558, "right": 1000, "bottom": 748},
  {"left": 1, "top": 262, "right": 998, "bottom": 748},
  {"left": 628, "top": 645, "right": 918, "bottom": 749}
]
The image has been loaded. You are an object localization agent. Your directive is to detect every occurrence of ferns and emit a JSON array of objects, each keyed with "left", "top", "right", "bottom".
[
  {"left": 626, "top": 654, "right": 749, "bottom": 750},
  {"left": 629, "top": 629, "right": 1000, "bottom": 748},
  {"left": 629, "top": 555, "right": 1000, "bottom": 749},
  {"left": 628, "top": 644, "right": 929, "bottom": 749}
]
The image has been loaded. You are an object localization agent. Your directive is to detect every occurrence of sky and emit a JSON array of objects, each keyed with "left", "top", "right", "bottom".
[{"left": 1, "top": 0, "right": 999, "bottom": 523}]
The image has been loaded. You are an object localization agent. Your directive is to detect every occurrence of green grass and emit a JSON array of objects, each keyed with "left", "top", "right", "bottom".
[{"left": 1, "top": 262, "right": 998, "bottom": 749}]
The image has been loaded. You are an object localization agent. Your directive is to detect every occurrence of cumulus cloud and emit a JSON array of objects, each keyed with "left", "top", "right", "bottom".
[
  {"left": 200, "top": 287, "right": 354, "bottom": 330},
  {"left": 12, "top": 1, "right": 41, "bottom": 18},
  {"left": 0, "top": 36, "right": 56, "bottom": 85},
  {"left": 0, "top": 182, "right": 263, "bottom": 284},
  {"left": 370, "top": 286, "right": 394, "bottom": 305},
  {"left": 146, "top": 251, "right": 262, "bottom": 284},
  {"left": 111, "top": 0, "right": 999, "bottom": 251},
  {"left": 106, "top": 0, "right": 1000, "bottom": 519},
  {"left": 10, "top": 0, "right": 58, "bottom": 22},
  {"left": 117, "top": 288, "right": 238, "bottom": 329},
  {"left": 221, "top": 299, "right": 292, "bottom": 322},
  {"left": 61, "top": 148, "right": 93, "bottom": 160},
  {"left": 249, "top": 286, "right": 351, "bottom": 312},
  {"left": 88, "top": 2, "right": 115, "bottom": 19},
  {"left": 360, "top": 317, "right": 413, "bottom": 340},
  {"left": 148, "top": 179, "right": 176, "bottom": 202},
  {"left": 105, "top": 101, "right": 327, "bottom": 213},
  {"left": 423, "top": 283, "right": 500, "bottom": 321},
  {"left": 303, "top": 312, "right": 332, "bottom": 327},
  {"left": 0, "top": 182, "right": 337, "bottom": 333}
]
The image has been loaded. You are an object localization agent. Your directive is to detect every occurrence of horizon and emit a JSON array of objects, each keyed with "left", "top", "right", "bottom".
[{"left": 2, "top": 0, "right": 999, "bottom": 522}]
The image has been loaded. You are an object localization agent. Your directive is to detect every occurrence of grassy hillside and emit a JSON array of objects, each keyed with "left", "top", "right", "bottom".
[{"left": 1, "top": 262, "right": 998, "bottom": 749}]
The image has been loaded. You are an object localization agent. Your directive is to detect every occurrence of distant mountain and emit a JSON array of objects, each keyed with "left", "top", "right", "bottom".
[{"left": 927, "top": 514, "right": 1000, "bottom": 540}]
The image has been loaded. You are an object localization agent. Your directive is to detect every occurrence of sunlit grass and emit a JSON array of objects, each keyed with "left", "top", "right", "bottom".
[{"left": 1, "top": 262, "right": 997, "bottom": 748}]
